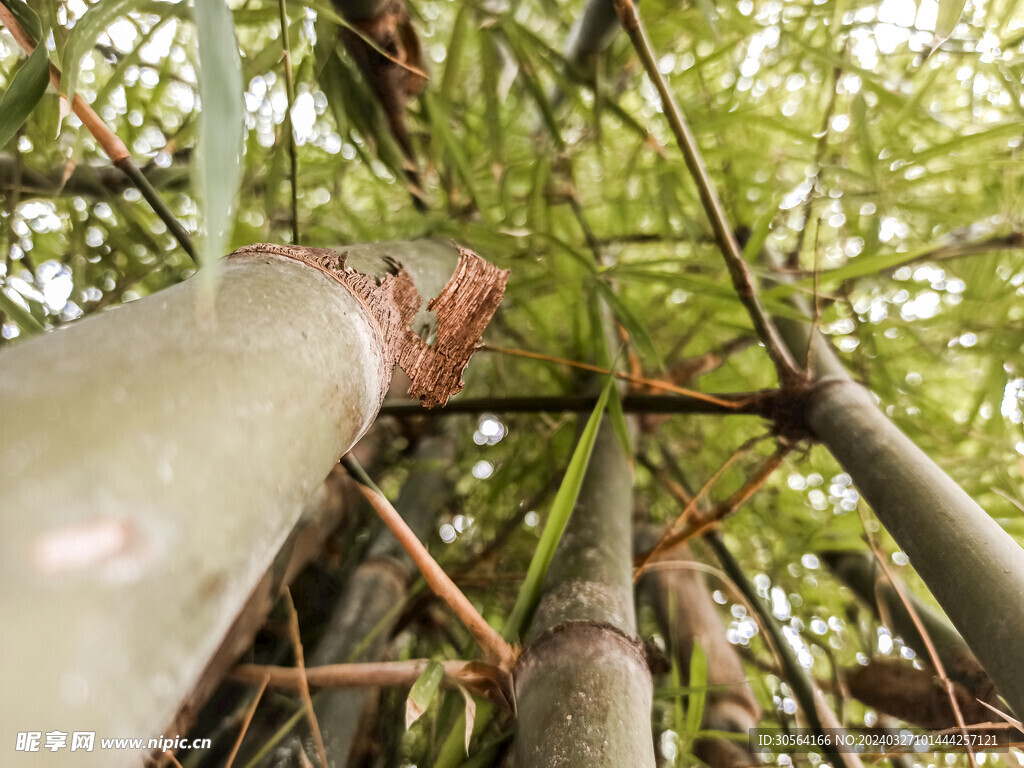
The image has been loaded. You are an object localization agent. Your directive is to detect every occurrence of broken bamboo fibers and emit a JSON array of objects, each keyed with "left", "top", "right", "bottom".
[
  {"left": 0, "top": 241, "right": 505, "bottom": 768},
  {"left": 341, "top": 455, "right": 517, "bottom": 671}
]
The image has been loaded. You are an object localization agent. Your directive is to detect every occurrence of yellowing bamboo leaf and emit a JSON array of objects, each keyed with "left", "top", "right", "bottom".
[{"left": 457, "top": 683, "right": 477, "bottom": 755}]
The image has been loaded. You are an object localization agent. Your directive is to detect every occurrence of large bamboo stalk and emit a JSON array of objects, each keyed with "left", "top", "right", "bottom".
[
  {"left": 805, "top": 378, "right": 1024, "bottom": 719},
  {"left": 772, "top": 293, "right": 1024, "bottom": 719},
  {"left": 514, "top": 420, "right": 656, "bottom": 767},
  {"left": 0, "top": 241, "right": 505, "bottom": 767}
]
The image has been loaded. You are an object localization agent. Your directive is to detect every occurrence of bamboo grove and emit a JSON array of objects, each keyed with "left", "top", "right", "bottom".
[{"left": 2, "top": 0, "right": 1024, "bottom": 766}]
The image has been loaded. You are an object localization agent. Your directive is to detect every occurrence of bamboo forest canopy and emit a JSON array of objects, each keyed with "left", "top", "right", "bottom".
[{"left": 2, "top": 0, "right": 1024, "bottom": 764}]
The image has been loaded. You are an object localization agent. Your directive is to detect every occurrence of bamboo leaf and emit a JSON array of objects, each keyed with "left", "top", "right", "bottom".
[
  {"left": 60, "top": 0, "right": 138, "bottom": 107},
  {"left": 932, "top": 0, "right": 968, "bottom": 53},
  {"left": 406, "top": 660, "right": 445, "bottom": 730},
  {"left": 589, "top": 293, "right": 632, "bottom": 461},
  {"left": 479, "top": 27, "right": 504, "bottom": 159},
  {"left": 440, "top": 5, "right": 469, "bottom": 103},
  {"left": 684, "top": 642, "right": 709, "bottom": 740},
  {"left": 594, "top": 280, "right": 662, "bottom": 368},
  {"left": 423, "top": 91, "right": 483, "bottom": 210},
  {"left": 1, "top": 0, "right": 42, "bottom": 42},
  {"left": 457, "top": 683, "right": 477, "bottom": 755},
  {"left": 0, "top": 285, "right": 46, "bottom": 335},
  {"left": 765, "top": 239, "right": 970, "bottom": 296},
  {"left": 193, "top": 0, "right": 245, "bottom": 268},
  {"left": 742, "top": 204, "right": 777, "bottom": 264},
  {"left": 0, "top": 43, "right": 49, "bottom": 150},
  {"left": 502, "top": 374, "right": 616, "bottom": 640}
]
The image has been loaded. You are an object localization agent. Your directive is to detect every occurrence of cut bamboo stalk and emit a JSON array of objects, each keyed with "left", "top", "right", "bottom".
[{"left": 0, "top": 240, "right": 506, "bottom": 767}]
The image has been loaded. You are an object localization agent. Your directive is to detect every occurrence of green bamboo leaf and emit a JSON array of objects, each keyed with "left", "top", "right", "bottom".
[
  {"left": 589, "top": 293, "right": 632, "bottom": 461},
  {"left": 423, "top": 91, "right": 483, "bottom": 210},
  {"left": 0, "top": 43, "right": 49, "bottom": 150},
  {"left": 61, "top": 0, "right": 139, "bottom": 107},
  {"left": 765, "top": 239, "right": 964, "bottom": 296},
  {"left": 1, "top": 0, "right": 42, "bottom": 42},
  {"left": 193, "top": 0, "right": 244, "bottom": 268},
  {"left": 504, "top": 18, "right": 650, "bottom": 141},
  {"left": 0, "top": 285, "right": 46, "bottom": 336},
  {"left": 440, "top": 5, "right": 469, "bottom": 103},
  {"left": 479, "top": 28, "right": 504, "bottom": 159},
  {"left": 497, "top": 26, "right": 561, "bottom": 144},
  {"left": 684, "top": 643, "right": 709, "bottom": 740},
  {"left": 502, "top": 375, "right": 616, "bottom": 640},
  {"left": 909, "top": 122, "right": 1022, "bottom": 165},
  {"left": 742, "top": 204, "right": 777, "bottom": 263},
  {"left": 594, "top": 280, "right": 662, "bottom": 368},
  {"left": 852, "top": 93, "right": 877, "bottom": 183},
  {"left": 406, "top": 660, "right": 445, "bottom": 729},
  {"left": 932, "top": 0, "right": 968, "bottom": 52}
]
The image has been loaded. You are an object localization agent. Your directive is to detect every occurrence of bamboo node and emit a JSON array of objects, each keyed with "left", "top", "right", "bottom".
[{"left": 764, "top": 376, "right": 844, "bottom": 443}]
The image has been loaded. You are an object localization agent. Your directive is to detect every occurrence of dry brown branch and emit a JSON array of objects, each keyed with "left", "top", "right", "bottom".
[
  {"left": 484, "top": 344, "right": 750, "bottom": 409},
  {"left": 224, "top": 674, "right": 269, "bottom": 768},
  {"left": 634, "top": 436, "right": 769, "bottom": 580},
  {"left": 284, "top": 587, "right": 329, "bottom": 768},
  {"left": 341, "top": 455, "right": 518, "bottom": 672}
]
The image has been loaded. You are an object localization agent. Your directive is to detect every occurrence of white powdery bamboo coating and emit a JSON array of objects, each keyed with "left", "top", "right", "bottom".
[{"left": 0, "top": 242, "right": 505, "bottom": 767}]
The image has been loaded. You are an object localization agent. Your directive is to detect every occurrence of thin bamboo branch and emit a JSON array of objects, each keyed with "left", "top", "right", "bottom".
[
  {"left": 340, "top": 455, "right": 517, "bottom": 671},
  {"left": 378, "top": 392, "right": 770, "bottom": 417},
  {"left": 660, "top": 445, "right": 790, "bottom": 549},
  {"left": 284, "top": 588, "right": 329, "bottom": 768},
  {"left": 233, "top": 659, "right": 488, "bottom": 693},
  {"left": 634, "top": 435, "right": 766, "bottom": 580},
  {"left": 0, "top": 4, "right": 195, "bottom": 259},
  {"left": 482, "top": 344, "right": 750, "bottom": 409},
  {"left": 611, "top": 0, "right": 802, "bottom": 388},
  {"left": 224, "top": 675, "right": 269, "bottom": 768}
]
